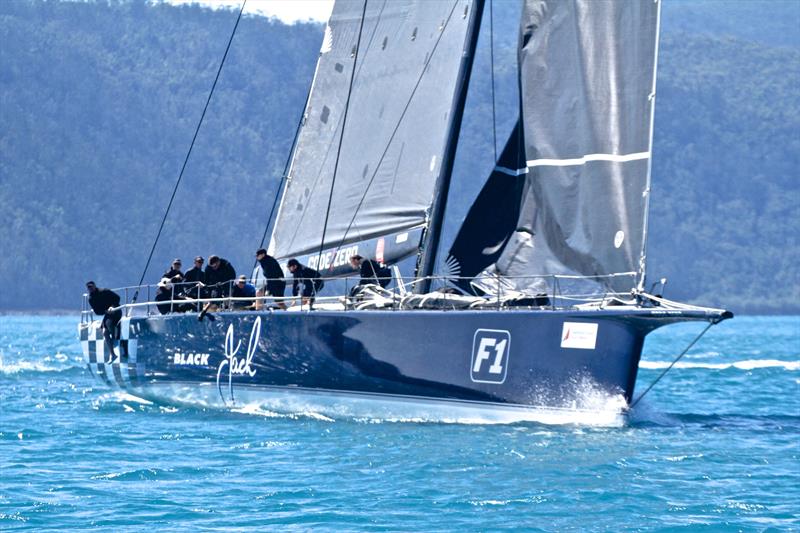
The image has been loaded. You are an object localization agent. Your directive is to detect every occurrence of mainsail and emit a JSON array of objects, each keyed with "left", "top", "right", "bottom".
[
  {"left": 448, "top": 0, "right": 660, "bottom": 295},
  {"left": 268, "top": 0, "right": 477, "bottom": 276}
]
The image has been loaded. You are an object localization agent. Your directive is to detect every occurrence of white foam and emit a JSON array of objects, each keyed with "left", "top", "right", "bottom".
[
  {"left": 92, "top": 391, "right": 154, "bottom": 409},
  {"left": 226, "top": 391, "right": 626, "bottom": 427},
  {"left": 0, "top": 359, "right": 62, "bottom": 374},
  {"left": 142, "top": 380, "right": 629, "bottom": 427},
  {"left": 640, "top": 359, "right": 799, "bottom": 371}
]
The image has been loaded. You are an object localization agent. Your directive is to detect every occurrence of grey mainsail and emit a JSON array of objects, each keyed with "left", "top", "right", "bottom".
[
  {"left": 451, "top": 0, "right": 660, "bottom": 295},
  {"left": 267, "top": 0, "right": 476, "bottom": 276}
]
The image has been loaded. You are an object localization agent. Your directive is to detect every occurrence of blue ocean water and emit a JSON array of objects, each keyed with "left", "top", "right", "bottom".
[{"left": 1, "top": 315, "right": 798, "bottom": 531}]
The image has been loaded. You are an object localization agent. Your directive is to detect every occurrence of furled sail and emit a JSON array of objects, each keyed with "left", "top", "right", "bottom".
[
  {"left": 451, "top": 0, "right": 660, "bottom": 295},
  {"left": 443, "top": 120, "right": 526, "bottom": 294},
  {"left": 268, "top": 0, "right": 476, "bottom": 276}
]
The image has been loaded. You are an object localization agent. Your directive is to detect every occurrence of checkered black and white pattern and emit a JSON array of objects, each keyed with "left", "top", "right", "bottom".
[{"left": 79, "top": 317, "right": 144, "bottom": 389}]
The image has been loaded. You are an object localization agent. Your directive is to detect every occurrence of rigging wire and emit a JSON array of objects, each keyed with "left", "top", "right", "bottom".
[
  {"left": 316, "top": 0, "right": 370, "bottom": 267},
  {"left": 489, "top": 0, "right": 497, "bottom": 162},
  {"left": 131, "top": 0, "right": 247, "bottom": 303},
  {"left": 629, "top": 321, "right": 715, "bottom": 409}
]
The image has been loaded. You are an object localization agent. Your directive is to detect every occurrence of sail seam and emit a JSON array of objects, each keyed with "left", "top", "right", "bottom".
[{"left": 526, "top": 151, "right": 650, "bottom": 168}]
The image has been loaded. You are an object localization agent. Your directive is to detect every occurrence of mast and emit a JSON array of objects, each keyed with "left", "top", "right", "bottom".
[
  {"left": 636, "top": 0, "right": 663, "bottom": 292},
  {"left": 416, "top": 0, "right": 485, "bottom": 294}
]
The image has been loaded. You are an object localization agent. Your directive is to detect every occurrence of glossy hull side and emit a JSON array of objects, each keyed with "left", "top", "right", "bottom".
[{"left": 78, "top": 308, "right": 698, "bottom": 415}]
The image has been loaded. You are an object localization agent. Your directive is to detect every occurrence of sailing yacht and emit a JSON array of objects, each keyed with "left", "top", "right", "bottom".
[{"left": 79, "top": 0, "right": 731, "bottom": 424}]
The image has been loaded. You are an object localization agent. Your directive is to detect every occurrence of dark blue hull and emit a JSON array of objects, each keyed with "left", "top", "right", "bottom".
[{"left": 79, "top": 308, "right": 720, "bottom": 423}]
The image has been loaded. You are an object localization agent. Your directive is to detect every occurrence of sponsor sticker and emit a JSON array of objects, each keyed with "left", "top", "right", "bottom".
[
  {"left": 470, "top": 329, "right": 511, "bottom": 384},
  {"left": 560, "top": 322, "right": 598, "bottom": 350},
  {"left": 376, "top": 237, "right": 385, "bottom": 264}
]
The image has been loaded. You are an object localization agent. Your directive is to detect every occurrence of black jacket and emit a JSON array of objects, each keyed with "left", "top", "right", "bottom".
[
  {"left": 162, "top": 268, "right": 183, "bottom": 280},
  {"left": 359, "top": 259, "right": 391, "bottom": 288},
  {"left": 205, "top": 258, "right": 236, "bottom": 287},
  {"left": 291, "top": 265, "right": 323, "bottom": 296},
  {"left": 88, "top": 288, "right": 120, "bottom": 315},
  {"left": 183, "top": 266, "right": 206, "bottom": 284},
  {"left": 258, "top": 254, "right": 285, "bottom": 281}
]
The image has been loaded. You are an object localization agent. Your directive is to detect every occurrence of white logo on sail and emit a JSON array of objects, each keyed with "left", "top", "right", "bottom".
[
  {"left": 320, "top": 25, "right": 333, "bottom": 54},
  {"left": 614, "top": 231, "right": 625, "bottom": 248}
]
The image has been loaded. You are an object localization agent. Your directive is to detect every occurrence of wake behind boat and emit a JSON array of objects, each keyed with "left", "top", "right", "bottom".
[{"left": 79, "top": 0, "right": 731, "bottom": 425}]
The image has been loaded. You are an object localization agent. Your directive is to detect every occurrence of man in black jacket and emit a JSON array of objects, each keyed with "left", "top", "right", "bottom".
[
  {"left": 255, "top": 248, "right": 286, "bottom": 309},
  {"left": 86, "top": 281, "right": 122, "bottom": 363},
  {"left": 205, "top": 255, "right": 236, "bottom": 299},
  {"left": 182, "top": 256, "right": 207, "bottom": 301},
  {"left": 162, "top": 258, "right": 183, "bottom": 280},
  {"left": 350, "top": 255, "right": 391, "bottom": 289},
  {"left": 287, "top": 258, "right": 323, "bottom": 307}
]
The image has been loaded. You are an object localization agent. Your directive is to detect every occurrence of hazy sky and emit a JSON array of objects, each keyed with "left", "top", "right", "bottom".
[{"left": 161, "top": 0, "right": 334, "bottom": 23}]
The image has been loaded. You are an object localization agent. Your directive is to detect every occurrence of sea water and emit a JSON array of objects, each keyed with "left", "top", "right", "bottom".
[{"left": 1, "top": 315, "right": 797, "bottom": 531}]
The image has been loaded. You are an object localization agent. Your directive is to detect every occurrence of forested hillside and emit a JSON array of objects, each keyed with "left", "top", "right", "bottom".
[{"left": 0, "top": 0, "right": 797, "bottom": 313}]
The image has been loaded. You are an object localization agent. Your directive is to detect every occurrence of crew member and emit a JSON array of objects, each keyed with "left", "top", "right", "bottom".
[
  {"left": 350, "top": 255, "right": 391, "bottom": 289},
  {"left": 86, "top": 281, "right": 122, "bottom": 363},
  {"left": 183, "top": 256, "right": 207, "bottom": 302},
  {"left": 155, "top": 277, "right": 195, "bottom": 314},
  {"left": 232, "top": 275, "right": 256, "bottom": 309},
  {"left": 255, "top": 248, "right": 286, "bottom": 310},
  {"left": 287, "top": 258, "right": 324, "bottom": 307},
  {"left": 204, "top": 255, "right": 236, "bottom": 299},
  {"left": 163, "top": 258, "right": 183, "bottom": 280}
]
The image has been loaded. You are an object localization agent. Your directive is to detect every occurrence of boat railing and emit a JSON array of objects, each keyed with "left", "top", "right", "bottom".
[{"left": 79, "top": 273, "right": 643, "bottom": 324}]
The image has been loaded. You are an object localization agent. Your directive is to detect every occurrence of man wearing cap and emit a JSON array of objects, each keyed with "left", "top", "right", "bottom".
[
  {"left": 287, "top": 258, "right": 324, "bottom": 307},
  {"left": 183, "top": 256, "right": 207, "bottom": 302},
  {"left": 350, "top": 255, "right": 392, "bottom": 290},
  {"left": 232, "top": 275, "right": 256, "bottom": 309},
  {"left": 163, "top": 258, "right": 183, "bottom": 280},
  {"left": 85, "top": 281, "right": 122, "bottom": 362},
  {"left": 155, "top": 278, "right": 195, "bottom": 314},
  {"left": 254, "top": 248, "right": 286, "bottom": 310}
]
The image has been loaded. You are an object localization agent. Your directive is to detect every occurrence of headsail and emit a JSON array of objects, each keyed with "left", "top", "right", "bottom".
[
  {"left": 449, "top": 0, "right": 660, "bottom": 295},
  {"left": 443, "top": 120, "right": 526, "bottom": 294},
  {"left": 268, "top": 0, "right": 476, "bottom": 276}
]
